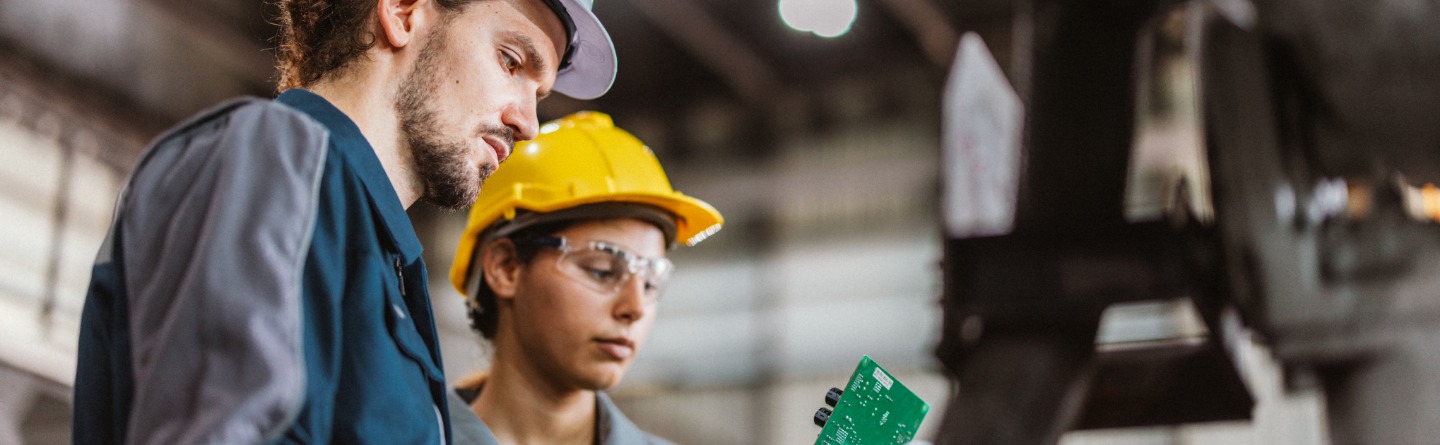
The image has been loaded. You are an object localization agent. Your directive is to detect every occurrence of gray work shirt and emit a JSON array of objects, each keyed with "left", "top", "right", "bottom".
[{"left": 445, "top": 387, "right": 675, "bottom": 445}]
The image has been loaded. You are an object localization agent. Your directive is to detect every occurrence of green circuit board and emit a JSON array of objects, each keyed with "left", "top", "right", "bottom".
[{"left": 815, "top": 356, "right": 930, "bottom": 445}]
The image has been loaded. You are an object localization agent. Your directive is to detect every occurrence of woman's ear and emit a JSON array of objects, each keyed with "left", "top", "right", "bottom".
[
  {"left": 481, "top": 239, "right": 522, "bottom": 300},
  {"left": 375, "top": 0, "right": 424, "bottom": 48}
]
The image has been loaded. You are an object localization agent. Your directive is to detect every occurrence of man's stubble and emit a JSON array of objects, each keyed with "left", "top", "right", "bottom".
[{"left": 395, "top": 17, "right": 515, "bottom": 210}]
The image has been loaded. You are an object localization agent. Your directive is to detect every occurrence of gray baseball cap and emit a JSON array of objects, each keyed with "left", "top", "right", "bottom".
[{"left": 537, "top": 0, "right": 617, "bottom": 100}]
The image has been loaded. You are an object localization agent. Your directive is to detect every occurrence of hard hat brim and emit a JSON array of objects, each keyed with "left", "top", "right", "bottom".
[{"left": 551, "top": 0, "right": 617, "bottom": 100}]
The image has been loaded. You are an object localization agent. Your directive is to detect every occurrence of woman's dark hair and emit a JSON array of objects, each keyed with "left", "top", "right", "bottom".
[
  {"left": 467, "top": 219, "right": 576, "bottom": 339},
  {"left": 272, "top": 0, "right": 489, "bottom": 90}
]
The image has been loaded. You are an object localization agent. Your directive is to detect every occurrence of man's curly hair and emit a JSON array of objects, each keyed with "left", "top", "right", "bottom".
[{"left": 273, "top": 0, "right": 489, "bottom": 90}]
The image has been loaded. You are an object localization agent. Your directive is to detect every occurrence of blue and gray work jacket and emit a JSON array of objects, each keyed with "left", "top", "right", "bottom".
[{"left": 73, "top": 89, "right": 452, "bottom": 444}]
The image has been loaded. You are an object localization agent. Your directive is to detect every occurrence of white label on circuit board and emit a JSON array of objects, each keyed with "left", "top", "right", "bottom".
[{"left": 874, "top": 368, "right": 893, "bottom": 390}]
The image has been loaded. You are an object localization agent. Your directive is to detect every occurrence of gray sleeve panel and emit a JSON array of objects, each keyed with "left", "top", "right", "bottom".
[{"left": 120, "top": 99, "right": 328, "bottom": 445}]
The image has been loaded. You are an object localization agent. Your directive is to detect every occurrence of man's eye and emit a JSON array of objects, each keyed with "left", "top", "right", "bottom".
[{"left": 500, "top": 51, "right": 520, "bottom": 72}]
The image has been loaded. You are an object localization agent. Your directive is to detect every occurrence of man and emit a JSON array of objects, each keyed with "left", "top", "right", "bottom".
[{"left": 72, "top": 0, "right": 616, "bottom": 443}]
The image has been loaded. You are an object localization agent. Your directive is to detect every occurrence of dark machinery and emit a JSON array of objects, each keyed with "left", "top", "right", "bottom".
[{"left": 935, "top": 1, "right": 1440, "bottom": 444}]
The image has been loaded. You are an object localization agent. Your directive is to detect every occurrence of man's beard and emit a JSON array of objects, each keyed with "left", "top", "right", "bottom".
[{"left": 394, "top": 22, "right": 513, "bottom": 210}]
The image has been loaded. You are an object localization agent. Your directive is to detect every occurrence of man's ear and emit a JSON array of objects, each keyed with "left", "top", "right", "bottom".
[
  {"left": 375, "top": 0, "right": 425, "bottom": 48},
  {"left": 481, "top": 239, "right": 522, "bottom": 300}
]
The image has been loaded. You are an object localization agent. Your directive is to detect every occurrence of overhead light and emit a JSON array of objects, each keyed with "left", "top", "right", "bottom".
[{"left": 778, "top": 0, "right": 857, "bottom": 38}]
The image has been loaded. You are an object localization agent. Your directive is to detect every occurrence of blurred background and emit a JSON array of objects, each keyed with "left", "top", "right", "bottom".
[{"left": 0, "top": 0, "right": 1348, "bottom": 443}]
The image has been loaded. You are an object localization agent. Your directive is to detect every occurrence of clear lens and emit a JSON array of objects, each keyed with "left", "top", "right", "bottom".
[{"left": 548, "top": 238, "right": 673, "bottom": 301}]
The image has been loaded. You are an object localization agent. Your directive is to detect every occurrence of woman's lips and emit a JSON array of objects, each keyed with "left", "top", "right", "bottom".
[{"left": 595, "top": 337, "right": 635, "bottom": 360}]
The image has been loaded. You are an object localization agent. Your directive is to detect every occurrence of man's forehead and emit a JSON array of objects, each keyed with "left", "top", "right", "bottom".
[
  {"left": 482, "top": 0, "right": 617, "bottom": 99},
  {"left": 499, "top": 0, "right": 569, "bottom": 67}
]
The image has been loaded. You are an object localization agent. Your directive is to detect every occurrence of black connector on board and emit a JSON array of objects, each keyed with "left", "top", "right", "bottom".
[{"left": 814, "top": 407, "right": 833, "bottom": 427}]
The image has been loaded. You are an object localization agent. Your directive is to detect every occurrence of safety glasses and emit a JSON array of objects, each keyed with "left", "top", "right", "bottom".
[{"left": 524, "top": 236, "right": 674, "bottom": 301}]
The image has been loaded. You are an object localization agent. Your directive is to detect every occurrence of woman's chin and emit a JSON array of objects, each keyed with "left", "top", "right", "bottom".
[{"left": 571, "top": 364, "right": 627, "bottom": 391}]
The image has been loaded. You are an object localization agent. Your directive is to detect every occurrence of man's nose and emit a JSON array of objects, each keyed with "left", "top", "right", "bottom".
[{"left": 501, "top": 94, "right": 539, "bottom": 142}]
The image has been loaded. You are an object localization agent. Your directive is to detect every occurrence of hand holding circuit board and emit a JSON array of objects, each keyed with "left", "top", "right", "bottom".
[{"left": 813, "top": 356, "right": 931, "bottom": 444}]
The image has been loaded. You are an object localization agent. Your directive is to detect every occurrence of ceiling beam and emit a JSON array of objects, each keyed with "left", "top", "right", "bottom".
[
  {"left": 874, "top": 0, "right": 960, "bottom": 69},
  {"left": 0, "top": 43, "right": 158, "bottom": 168},
  {"left": 0, "top": 0, "right": 272, "bottom": 123},
  {"left": 622, "top": 0, "right": 782, "bottom": 108},
  {"left": 144, "top": 0, "right": 274, "bottom": 88}
]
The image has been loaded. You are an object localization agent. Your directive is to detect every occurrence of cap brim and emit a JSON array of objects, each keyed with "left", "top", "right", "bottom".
[{"left": 552, "top": 0, "right": 616, "bottom": 100}]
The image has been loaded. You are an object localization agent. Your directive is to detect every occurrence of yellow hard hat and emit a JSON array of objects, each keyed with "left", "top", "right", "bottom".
[{"left": 449, "top": 111, "right": 723, "bottom": 295}]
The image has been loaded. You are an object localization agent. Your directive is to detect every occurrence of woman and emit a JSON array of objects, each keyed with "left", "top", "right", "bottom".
[{"left": 446, "top": 111, "right": 723, "bottom": 445}]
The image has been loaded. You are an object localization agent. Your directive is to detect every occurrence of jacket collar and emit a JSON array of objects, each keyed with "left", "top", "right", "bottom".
[
  {"left": 595, "top": 391, "right": 660, "bottom": 444},
  {"left": 446, "top": 389, "right": 500, "bottom": 445},
  {"left": 447, "top": 387, "right": 664, "bottom": 444},
  {"left": 276, "top": 89, "right": 423, "bottom": 263}
]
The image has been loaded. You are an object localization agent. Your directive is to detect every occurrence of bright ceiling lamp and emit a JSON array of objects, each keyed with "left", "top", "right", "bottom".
[{"left": 778, "top": 0, "right": 857, "bottom": 38}]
